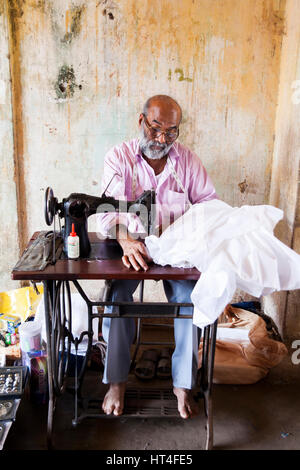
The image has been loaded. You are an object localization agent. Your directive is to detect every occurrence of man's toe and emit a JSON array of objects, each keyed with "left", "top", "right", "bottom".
[
  {"left": 178, "top": 404, "right": 189, "bottom": 419},
  {"left": 105, "top": 405, "right": 113, "bottom": 415},
  {"left": 102, "top": 399, "right": 112, "bottom": 415},
  {"left": 113, "top": 406, "right": 123, "bottom": 416}
]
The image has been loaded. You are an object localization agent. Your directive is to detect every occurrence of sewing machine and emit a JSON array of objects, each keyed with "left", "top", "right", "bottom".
[
  {"left": 11, "top": 186, "right": 216, "bottom": 451},
  {"left": 44, "top": 186, "right": 156, "bottom": 258}
]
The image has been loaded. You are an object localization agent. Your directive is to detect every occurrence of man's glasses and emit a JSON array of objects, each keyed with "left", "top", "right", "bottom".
[{"left": 142, "top": 114, "right": 179, "bottom": 143}]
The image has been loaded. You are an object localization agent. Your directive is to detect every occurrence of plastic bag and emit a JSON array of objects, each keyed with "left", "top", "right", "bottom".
[
  {"left": 0, "top": 284, "right": 43, "bottom": 323},
  {"left": 198, "top": 304, "right": 288, "bottom": 384}
]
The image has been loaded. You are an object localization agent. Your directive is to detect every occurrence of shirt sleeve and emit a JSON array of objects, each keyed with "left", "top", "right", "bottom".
[
  {"left": 187, "top": 151, "right": 218, "bottom": 204},
  {"left": 97, "top": 147, "right": 147, "bottom": 238}
]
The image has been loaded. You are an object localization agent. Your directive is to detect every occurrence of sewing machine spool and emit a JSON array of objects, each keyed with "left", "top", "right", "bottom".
[{"left": 44, "top": 187, "right": 59, "bottom": 226}]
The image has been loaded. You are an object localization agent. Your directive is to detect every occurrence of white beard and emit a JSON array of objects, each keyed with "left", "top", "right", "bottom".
[{"left": 139, "top": 128, "right": 173, "bottom": 160}]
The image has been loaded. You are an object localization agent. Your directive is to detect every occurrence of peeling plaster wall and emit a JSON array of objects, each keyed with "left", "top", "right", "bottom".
[
  {"left": 9, "top": 0, "right": 285, "bottom": 236},
  {"left": 3, "top": 1, "right": 297, "bottom": 316},
  {"left": 263, "top": 0, "right": 300, "bottom": 339},
  {"left": 0, "top": 4, "right": 19, "bottom": 290}
]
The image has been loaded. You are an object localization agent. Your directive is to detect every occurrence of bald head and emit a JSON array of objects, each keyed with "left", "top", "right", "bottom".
[{"left": 142, "top": 95, "right": 182, "bottom": 123}]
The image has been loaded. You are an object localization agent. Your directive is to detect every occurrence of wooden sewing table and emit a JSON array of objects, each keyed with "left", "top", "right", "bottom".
[{"left": 11, "top": 232, "right": 217, "bottom": 450}]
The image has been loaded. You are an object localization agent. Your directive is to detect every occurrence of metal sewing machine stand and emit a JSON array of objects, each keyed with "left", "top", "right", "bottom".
[
  {"left": 12, "top": 187, "right": 218, "bottom": 450},
  {"left": 41, "top": 275, "right": 217, "bottom": 451}
]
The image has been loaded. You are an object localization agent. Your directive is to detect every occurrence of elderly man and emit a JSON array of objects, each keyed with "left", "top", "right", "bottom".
[{"left": 98, "top": 95, "right": 217, "bottom": 419}]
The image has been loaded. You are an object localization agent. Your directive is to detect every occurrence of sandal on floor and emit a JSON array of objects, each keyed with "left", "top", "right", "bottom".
[
  {"left": 156, "top": 348, "right": 172, "bottom": 379},
  {"left": 134, "top": 349, "right": 160, "bottom": 380},
  {"left": 88, "top": 341, "right": 107, "bottom": 371}
]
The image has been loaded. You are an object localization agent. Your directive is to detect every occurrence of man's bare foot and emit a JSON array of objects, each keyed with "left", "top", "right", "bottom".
[
  {"left": 173, "top": 387, "right": 200, "bottom": 419},
  {"left": 102, "top": 382, "right": 127, "bottom": 416}
]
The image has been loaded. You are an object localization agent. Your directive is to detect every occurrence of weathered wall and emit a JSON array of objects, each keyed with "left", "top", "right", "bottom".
[
  {"left": 263, "top": 0, "right": 300, "bottom": 339},
  {"left": 2, "top": 0, "right": 299, "bottom": 334},
  {"left": 6, "top": 0, "right": 285, "bottom": 238},
  {"left": 0, "top": 2, "right": 19, "bottom": 291}
]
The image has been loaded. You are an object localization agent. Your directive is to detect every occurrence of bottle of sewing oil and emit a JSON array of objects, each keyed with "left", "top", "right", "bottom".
[{"left": 67, "top": 223, "right": 80, "bottom": 259}]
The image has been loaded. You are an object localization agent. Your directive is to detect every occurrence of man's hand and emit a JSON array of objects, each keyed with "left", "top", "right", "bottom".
[
  {"left": 119, "top": 238, "right": 152, "bottom": 271},
  {"left": 112, "top": 224, "right": 152, "bottom": 271}
]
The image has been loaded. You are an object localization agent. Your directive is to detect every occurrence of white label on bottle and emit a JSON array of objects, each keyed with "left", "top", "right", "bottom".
[{"left": 68, "top": 236, "right": 79, "bottom": 259}]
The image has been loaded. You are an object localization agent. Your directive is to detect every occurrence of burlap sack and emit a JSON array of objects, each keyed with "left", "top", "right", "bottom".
[{"left": 198, "top": 305, "right": 288, "bottom": 384}]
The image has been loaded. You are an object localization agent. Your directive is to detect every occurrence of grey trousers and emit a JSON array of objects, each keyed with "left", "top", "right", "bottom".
[{"left": 102, "top": 279, "right": 199, "bottom": 389}]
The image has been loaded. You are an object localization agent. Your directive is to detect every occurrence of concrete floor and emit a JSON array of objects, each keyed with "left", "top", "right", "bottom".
[{"left": 3, "top": 352, "right": 300, "bottom": 451}]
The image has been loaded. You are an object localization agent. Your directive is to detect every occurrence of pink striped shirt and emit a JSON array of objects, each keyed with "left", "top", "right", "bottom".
[{"left": 97, "top": 138, "right": 218, "bottom": 237}]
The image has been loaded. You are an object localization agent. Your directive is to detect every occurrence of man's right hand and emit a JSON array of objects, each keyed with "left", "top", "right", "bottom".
[
  {"left": 119, "top": 237, "right": 152, "bottom": 271},
  {"left": 112, "top": 224, "right": 152, "bottom": 271}
]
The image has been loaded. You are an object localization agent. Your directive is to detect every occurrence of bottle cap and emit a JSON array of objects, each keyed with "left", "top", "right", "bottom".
[{"left": 70, "top": 223, "right": 77, "bottom": 237}]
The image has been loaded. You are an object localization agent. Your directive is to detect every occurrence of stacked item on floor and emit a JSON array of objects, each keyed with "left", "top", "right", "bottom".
[
  {"left": 19, "top": 318, "right": 48, "bottom": 405},
  {"left": 0, "top": 284, "right": 51, "bottom": 449},
  {"left": 0, "top": 284, "right": 48, "bottom": 407},
  {"left": 0, "top": 365, "right": 28, "bottom": 450},
  {"left": 0, "top": 284, "right": 43, "bottom": 367},
  {"left": 198, "top": 302, "right": 288, "bottom": 384},
  {"left": 0, "top": 314, "right": 22, "bottom": 367}
]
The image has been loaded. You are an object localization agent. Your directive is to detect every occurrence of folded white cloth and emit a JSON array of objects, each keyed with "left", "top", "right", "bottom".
[{"left": 145, "top": 199, "right": 300, "bottom": 328}]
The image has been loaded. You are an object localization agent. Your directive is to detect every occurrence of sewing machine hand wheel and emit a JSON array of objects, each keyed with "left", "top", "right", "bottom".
[{"left": 44, "top": 187, "right": 58, "bottom": 226}]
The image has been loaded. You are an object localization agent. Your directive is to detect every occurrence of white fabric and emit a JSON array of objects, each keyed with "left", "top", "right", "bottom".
[{"left": 145, "top": 199, "right": 300, "bottom": 329}]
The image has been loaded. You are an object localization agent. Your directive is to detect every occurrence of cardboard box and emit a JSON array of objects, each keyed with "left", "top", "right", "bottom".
[
  {"left": 0, "top": 341, "right": 21, "bottom": 365},
  {"left": 0, "top": 314, "right": 21, "bottom": 333}
]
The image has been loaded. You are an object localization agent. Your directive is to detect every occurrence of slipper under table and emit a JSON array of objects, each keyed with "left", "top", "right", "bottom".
[
  {"left": 134, "top": 349, "right": 160, "bottom": 380},
  {"left": 156, "top": 348, "right": 172, "bottom": 379}
]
